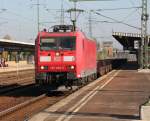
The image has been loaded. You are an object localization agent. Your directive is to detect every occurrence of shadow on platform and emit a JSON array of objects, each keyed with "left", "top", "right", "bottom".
[
  {"left": 43, "top": 110, "right": 140, "bottom": 120},
  {"left": 117, "top": 61, "right": 138, "bottom": 70}
]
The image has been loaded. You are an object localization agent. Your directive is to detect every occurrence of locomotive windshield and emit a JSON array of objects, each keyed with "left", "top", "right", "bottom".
[{"left": 40, "top": 36, "right": 76, "bottom": 51}]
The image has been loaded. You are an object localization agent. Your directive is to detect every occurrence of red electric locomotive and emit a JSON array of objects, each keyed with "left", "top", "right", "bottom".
[{"left": 35, "top": 25, "right": 97, "bottom": 88}]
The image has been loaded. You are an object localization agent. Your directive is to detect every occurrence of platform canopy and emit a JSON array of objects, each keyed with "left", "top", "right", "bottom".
[
  {"left": 112, "top": 32, "right": 150, "bottom": 51},
  {"left": 0, "top": 39, "right": 34, "bottom": 52}
]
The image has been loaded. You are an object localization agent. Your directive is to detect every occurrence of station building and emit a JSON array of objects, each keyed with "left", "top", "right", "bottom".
[{"left": 0, "top": 39, "right": 34, "bottom": 67}]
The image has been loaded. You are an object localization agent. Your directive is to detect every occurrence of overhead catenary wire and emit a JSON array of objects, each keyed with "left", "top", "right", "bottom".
[
  {"left": 4, "top": 10, "right": 34, "bottom": 22},
  {"left": 30, "top": 0, "right": 46, "bottom": 32},
  {"left": 96, "top": 6, "right": 142, "bottom": 11},
  {"left": 0, "top": 6, "right": 34, "bottom": 23},
  {"left": 94, "top": 11, "right": 141, "bottom": 30},
  {"left": 63, "top": 0, "right": 72, "bottom": 8},
  {"left": 78, "top": 4, "right": 142, "bottom": 37},
  {"left": 121, "top": 8, "right": 140, "bottom": 23},
  {"left": 129, "top": 0, "right": 141, "bottom": 15},
  {"left": 45, "top": 8, "right": 66, "bottom": 24},
  {"left": 91, "top": 20, "right": 120, "bottom": 23},
  {"left": 0, "top": 16, "right": 21, "bottom": 22}
]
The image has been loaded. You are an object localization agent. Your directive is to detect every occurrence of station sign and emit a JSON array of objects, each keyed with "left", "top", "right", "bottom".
[{"left": 134, "top": 40, "right": 139, "bottom": 49}]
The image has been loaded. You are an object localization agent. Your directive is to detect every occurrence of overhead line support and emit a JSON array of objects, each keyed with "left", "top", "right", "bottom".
[{"left": 140, "top": 0, "right": 149, "bottom": 69}]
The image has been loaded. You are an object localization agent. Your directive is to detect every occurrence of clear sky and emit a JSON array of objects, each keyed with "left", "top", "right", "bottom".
[{"left": 0, "top": 0, "right": 149, "bottom": 49}]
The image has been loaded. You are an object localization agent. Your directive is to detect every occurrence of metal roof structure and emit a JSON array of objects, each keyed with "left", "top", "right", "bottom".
[
  {"left": 112, "top": 32, "right": 140, "bottom": 51},
  {"left": 0, "top": 39, "right": 34, "bottom": 51},
  {"left": 112, "top": 32, "right": 150, "bottom": 51}
]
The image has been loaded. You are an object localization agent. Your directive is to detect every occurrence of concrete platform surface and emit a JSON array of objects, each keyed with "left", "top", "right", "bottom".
[
  {"left": 138, "top": 69, "right": 150, "bottom": 73},
  {"left": 29, "top": 69, "right": 150, "bottom": 121},
  {"left": 0, "top": 61, "right": 34, "bottom": 73}
]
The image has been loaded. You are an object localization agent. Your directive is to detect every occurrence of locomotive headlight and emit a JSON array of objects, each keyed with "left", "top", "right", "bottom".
[
  {"left": 40, "top": 66, "right": 48, "bottom": 70},
  {"left": 67, "top": 65, "right": 75, "bottom": 70},
  {"left": 41, "top": 66, "right": 44, "bottom": 70},
  {"left": 70, "top": 65, "right": 75, "bottom": 69},
  {"left": 56, "top": 52, "right": 60, "bottom": 56}
]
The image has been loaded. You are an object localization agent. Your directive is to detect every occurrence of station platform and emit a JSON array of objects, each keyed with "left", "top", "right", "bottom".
[
  {"left": 29, "top": 65, "right": 150, "bottom": 121},
  {"left": 0, "top": 61, "right": 34, "bottom": 73}
]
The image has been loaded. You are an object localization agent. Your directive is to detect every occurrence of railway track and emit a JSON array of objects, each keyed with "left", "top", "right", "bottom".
[
  {"left": 0, "top": 83, "right": 42, "bottom": 112},
  {"left": 0, "top": 69, "right": 35, "bottom": 94},
  {"left": 0, "top": 77, "right": 35, "bottom": 95},
  {"left": 0, "top": 83, "right": 35, "bottom": 95},
  {"left": 0, "top": 86, "right": 75, "bottom": 121},
  {"left": 0, "top": 69, "right": 99, "bottom": 121},
  {"left": 0, "top": 94, "right": 47, "bottom": 118},
  {"left": 0, "top": 78, "right": 86, "bottom": 121}
]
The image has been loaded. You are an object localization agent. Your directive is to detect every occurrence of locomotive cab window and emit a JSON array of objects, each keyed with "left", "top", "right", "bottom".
[{"left": 40, "top": 36, "right": 76, "bottom": 51}]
